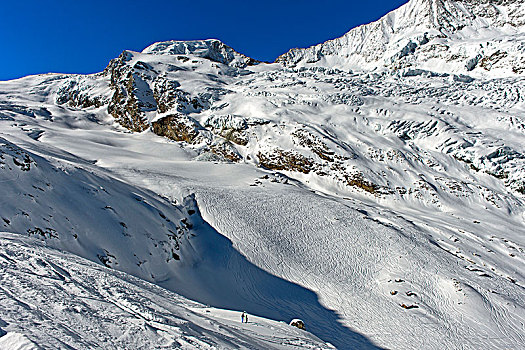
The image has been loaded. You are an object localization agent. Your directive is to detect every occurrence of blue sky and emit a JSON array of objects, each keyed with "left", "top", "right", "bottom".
[{"left": 0, "top": 0, "right": 407, "bottom": 80}]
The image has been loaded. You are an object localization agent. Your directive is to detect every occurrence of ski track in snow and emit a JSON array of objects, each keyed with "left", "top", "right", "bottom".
[{"left": 0, "top": 233, "right": 334, "bottom": 349}]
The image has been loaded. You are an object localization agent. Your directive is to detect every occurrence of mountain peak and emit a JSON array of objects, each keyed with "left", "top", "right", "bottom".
[
  {"left": 142, "top": 39, "right": 259, "bottom": 68},
  {"left": 276, "top": 0, "right": 525, "bottom": 77}
]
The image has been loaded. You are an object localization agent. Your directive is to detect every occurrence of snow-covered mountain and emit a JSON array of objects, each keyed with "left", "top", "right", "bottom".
[
  {"left": 0, "top": 232, "right": 333, "bottom": 349},
  {"left": 277, "top": 0, "right": 525, "bottom": 78},
  {"left": 1, "top": 0, "right": 524, "bottom": 349},
  {"left": 142, "top": 39, "right": 260, "bottom": 68}
]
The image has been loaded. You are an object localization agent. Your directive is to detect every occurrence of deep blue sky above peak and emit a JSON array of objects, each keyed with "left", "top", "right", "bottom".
[{"left": 0, "top": 0, "right": 408, "bottom": 80}]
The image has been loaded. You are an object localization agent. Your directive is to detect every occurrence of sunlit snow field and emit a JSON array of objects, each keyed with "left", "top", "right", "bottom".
[{"left": 1, "top": 0, "right": 525, "bottom": 349}]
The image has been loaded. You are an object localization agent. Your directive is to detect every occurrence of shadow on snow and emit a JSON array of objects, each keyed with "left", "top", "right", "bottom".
[{"left": 162, "top": 197, "right": 384, "bottom": 350}]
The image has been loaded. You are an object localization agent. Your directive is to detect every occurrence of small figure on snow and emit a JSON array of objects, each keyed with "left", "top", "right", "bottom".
[
  {"left": 290, "top": 319, "right": 305, "bottom": 330},
  {"left": 241, "top": 311, "right": 246, "bottom": 323}
]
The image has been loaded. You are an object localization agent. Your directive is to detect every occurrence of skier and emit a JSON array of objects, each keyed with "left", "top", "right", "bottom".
[
  {"left": 241, "top": 311, "right": 245, "bottom": 323},
  {"left": 245, "top": 313, "right": 248, "bottom": 323}
]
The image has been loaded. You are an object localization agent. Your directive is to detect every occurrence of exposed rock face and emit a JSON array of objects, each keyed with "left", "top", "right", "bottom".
[
  {"left": 107, "top": 74, "right": 150, "bottom": 132},
  {"left": 257, "top": 149, "right": 314, "bottom": 174},
  {"left": 152, "top": 75, "right": 219, "bottom": 115},
  {"left": 151, "top": 114, "right": 204, "bottom": 144},
  {"left": 55, "top": 76, "right": 107, "bottom": 108},
  {"left": 203, "top": 115, "right": 252, "bottom": 146},
  {"left": 106, "top": 51, "right": 151, "bottom": 132},
  {"left": 292, "top": 129, "right": 335, "bottom": 161},
  {"left": 152, "top": 77, "right": 182, "bottom": 113},
  {"left": 102, "top": 44, "right": 236, "bottom": 136},
  {"left": 209, "top": 140, "right": 242, "bottom": 162},
  {"left": 99, "top": 45, "right": 270, "bottom": 164}
]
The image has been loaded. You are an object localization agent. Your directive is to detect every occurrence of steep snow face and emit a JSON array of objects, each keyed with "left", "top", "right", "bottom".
[
  {"left": 276, "top": 0, "right": 525, "bottom": 78},
  {"left": 0, "top": 136, "right": 196, "bottom": 284},
  {"left": 142, "top": 39, "right": 259, "bottom": 68}
]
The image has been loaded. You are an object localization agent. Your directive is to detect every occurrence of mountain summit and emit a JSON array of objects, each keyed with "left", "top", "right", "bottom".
[
  {"left": 142, "top": 39, "right": 259, "bottom": 68},
  {"left": 276, "top": 0, "right": 525, "bottom": 77}
]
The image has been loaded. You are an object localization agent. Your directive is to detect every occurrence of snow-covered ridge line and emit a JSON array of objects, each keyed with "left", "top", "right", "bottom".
[
  {"left": 275, "top": 0, "right": 525, "bottom": 78},
  {"left": 142, "top": 38, "right": 260, "bottom": 68}
]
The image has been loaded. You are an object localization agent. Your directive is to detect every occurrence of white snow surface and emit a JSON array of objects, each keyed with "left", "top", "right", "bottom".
[
  {"left": 277, "top": 0, "right": 525, "bottom": 78},
  {"left": 0, "top": 232, "right": 332, "bottom": 349},
  {"left": 142, "top": 39, "right": 257, "bottom": 68},
  {"left": 0, "top": 332, "right": 40, "bottom": 350},
  {"left": 1, "top": 1, "right": 525, "bottom": 349}
]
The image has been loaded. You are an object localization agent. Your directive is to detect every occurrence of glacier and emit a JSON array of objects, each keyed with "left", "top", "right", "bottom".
[{"left": 0, "top": 0, "right": 524, "bottom": 349}]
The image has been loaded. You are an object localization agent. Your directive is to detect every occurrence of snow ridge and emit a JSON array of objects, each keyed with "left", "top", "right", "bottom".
[
  {"left": 142, "top": 39, "right": 259, "bottom": 68},
  {"left": 276, "top": 0, "right": 525, "bottom": 77}
]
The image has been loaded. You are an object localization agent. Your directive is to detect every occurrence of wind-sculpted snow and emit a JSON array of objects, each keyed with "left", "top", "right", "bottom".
[
  {"left": 0, "top": 233, "right": 334, "bottom": 349},
  {"left": 2, "top": 44, "right": 525, "bottom": 348},
  {"left": 1, "top": 1, "right": 525, "bottom": 348}
]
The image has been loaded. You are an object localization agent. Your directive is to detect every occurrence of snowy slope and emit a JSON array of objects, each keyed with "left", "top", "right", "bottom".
[
  {"left": 0, "top": 232, "right": 333, "bottom": 349},
  {"left": 276, "top": 0, "right": 525, "bottom": 78},
  {"left": 0, "top": 104, "right": 380, "bottom": 349},
  {"left": 1, "top": 1, "right": 525, "bottom": 349}
]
